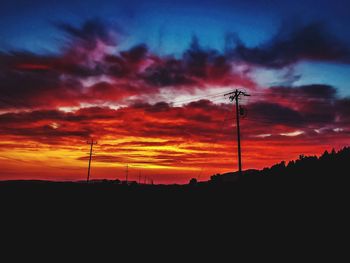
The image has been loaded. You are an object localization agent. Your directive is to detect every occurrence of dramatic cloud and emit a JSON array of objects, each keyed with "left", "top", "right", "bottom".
[
  {"left": 246, "top": 85, "right": 350, "bottom": 130},
  {"left": 56, "top": 18, "right": 118, "bottom": 49},
  {"left": 248, "top": 102, "right": 304, "bottom": 127},
  {"left": 0, "top": 18, "right": 349, "bottom": 183},
  {"left": 0, "top": 19, "right": 258, "bottom": 110},
  {"left": 0, "top": 83, "right": 348, "bottom": 145},
  {"left": 233, "top": 22, "right": 350, "bottom": 68},
  {"left": 8, "top": 20, "right": 348, "bottom": 111},
  {"left": 0, "top": 92, "right": 348, "bottom": 182},
  {"left": 0, "top": 52, "right": 84, "bottom": 109},
  {"left": 335, "top": 98, "right": 350, "bottom": 122}
]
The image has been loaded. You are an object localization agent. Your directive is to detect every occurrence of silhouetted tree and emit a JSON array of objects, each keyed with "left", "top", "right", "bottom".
[
  {"left": 189, "top": 178, "right": 198, "bottom": 185},
  {"left": 210, "top": 147, "right": 350, "bottom": 186}
]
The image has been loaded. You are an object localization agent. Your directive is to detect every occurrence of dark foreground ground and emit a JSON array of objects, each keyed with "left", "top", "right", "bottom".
[
  {"left": 1, "top": 176, "right": 347, "bottom": 216},
  {"left": 1, "top": 148, "right": 349, "bottom": 258},
  {"left": 1, "top": 177, "right": 348, "bottom": 259},
  {"left": 2, "top": 147, "right": 349, "bottom": 210}
]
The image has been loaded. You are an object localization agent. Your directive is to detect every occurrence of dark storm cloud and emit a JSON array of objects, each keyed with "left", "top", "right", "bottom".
[
  {"left": 120, "top": 44, "right": 148, "bottom": 63},
  {"left": 77, "top": 155, "right": 124, "bottom": 162},
  {"left": 267, "top": 85, "right": 338, "bottom": 125},
  {"left": 104, "top": 44, "right": 150, "bottom": 78},
  {"left": 248, "top": 84, "right": 350, "bottom": 128},
  {"left": 56, "top": 18, "right": 118, "bottom": 49},
  {"left": 248, "top": 102, "right": 304, "bottom": 126},
  {"left": 0, "top": 52, "right": 84, "bottom": 109},
  {"left": 0, "top": 87, "right": 349, "bottom": 145},
  {"left": 1, "top": 50, "right": 105, "bottom": 77},
  {"left": 0, "top": 125, "right": 91, "bottom": 138},
  {"left": 142, "top": 58, "right": 194, "bottom": 86},
  {"left": 335, "top": 98, "right": 350, "bottom": 122},
  {"left": 143, "top": 37, "right": 233, "bottom": 87},
  {"left": 0, "top": 107, "right": 119, "bottom": 126},
  {"left": 268, "top": 84, "right": 337, "bottom": 99},
  {"left": 115, "top": 140, "right": 182, "bottom": 147},
  {"left": 0, "top": 110, "right": 80, "bottom": 124},
  {"left": 0, "top": 19, "right": 257, "bottom": 110},
  {"left": 183, "top": 37, "right": 232, "bottom": 81},
  {"left": 233, "top": 22, "right": 350, "bottom": 68},
  {"left": 2, "top": 18, "right": 350, "bottom": 112},
  {"left": 0, "top": 100, "right": 230, "bottom": 143}
]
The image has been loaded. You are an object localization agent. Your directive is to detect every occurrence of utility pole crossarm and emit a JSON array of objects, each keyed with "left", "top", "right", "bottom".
[
  {"left": 224, "top": 90, "right": 250, "bottom": 101},
  {"left": 240, "top": 91, "right": 251, "bottom": 97}
]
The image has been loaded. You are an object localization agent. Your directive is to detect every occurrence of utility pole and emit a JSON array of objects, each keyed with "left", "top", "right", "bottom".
[
  {"left": 224, "top": 89, "right": 250, "bottom": 175},
  {"left": 138, "top": 171, "right": 141, "bottom": 184},
  {"left": 87, "top": 139, "right": 97, "bottom": 182},
  {"left": 126, "top": 164, "right": 128, "bottom": 183}
]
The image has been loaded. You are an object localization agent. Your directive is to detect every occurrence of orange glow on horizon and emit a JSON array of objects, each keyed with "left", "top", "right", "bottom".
[{"left": 0, "top": 127, "right": 348, "bottom": 184}]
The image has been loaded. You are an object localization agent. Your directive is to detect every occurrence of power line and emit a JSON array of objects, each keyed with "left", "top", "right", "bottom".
[
  {"left": 111, "top": 90, "right": 236, "bottom": 115},
  {"left": 171, "top": 90, "right": 233, "bottom": 106}
]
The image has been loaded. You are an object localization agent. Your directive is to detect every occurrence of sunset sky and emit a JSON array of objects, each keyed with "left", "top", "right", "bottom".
[{"left": 1, "top": 0, "right": 349, "bottom": 184}]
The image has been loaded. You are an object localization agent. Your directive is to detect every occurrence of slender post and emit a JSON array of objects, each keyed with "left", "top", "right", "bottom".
[
  {"left": 126, "top": 164, "right": 128, "bottom": 183},
  {"left": 235, "top": 91, "right": 242, "bottom": 174},
  {"left": 224, "top": 89, "right": 250, "bottom": 175},
  {"left": 87, "top": 140, "right": 97, "bottom": 182}
]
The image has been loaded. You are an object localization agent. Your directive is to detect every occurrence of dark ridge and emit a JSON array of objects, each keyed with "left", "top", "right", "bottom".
[
  {"left": 1, "top": 147, "right": 349, "bottom": 243},
  {"left": 209, "top": 146, "right": 349, "bottom": 186},
  {"left": 1, "top": 147, "right": 348, "bottom": 196}
]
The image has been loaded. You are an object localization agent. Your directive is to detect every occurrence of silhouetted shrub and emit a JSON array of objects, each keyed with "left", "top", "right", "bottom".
[{"left": 189, "top": 178, "right": 198, "bottom": 185}]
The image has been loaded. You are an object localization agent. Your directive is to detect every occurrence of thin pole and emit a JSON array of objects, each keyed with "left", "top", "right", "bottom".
[
  {"left": 224, "top": 89, "right": 250, "bottom": 175},
  {"left": 87, "top": 140, "right": 97, "bottom": 182},
  {"left": 235, "top": 91, "right": 242, "bottom": 174},
  {"left": 126, "top": 164, "right": 128, "bottom": 183}
]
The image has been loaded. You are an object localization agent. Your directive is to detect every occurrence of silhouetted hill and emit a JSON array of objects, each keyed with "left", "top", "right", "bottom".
[
  {"left": 1, "top": 147, "right": 349, "bottom": 249},
  {"left": 209, "top": 146, "right": 349, "bottom": 188},
  {"left": 0, "top": 146, "right": 348, "bottom": 212},
  {"left": 1, "top": 147, "right": 348, "bottom": 194}
]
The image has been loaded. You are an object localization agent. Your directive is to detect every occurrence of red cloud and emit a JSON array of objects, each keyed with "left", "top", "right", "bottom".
[
  {"left": 0, "top": 20, "right": 258, "bottom": 111},
  {"left": 0, "top": 95, "right": 348, "bottom": 183}
]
